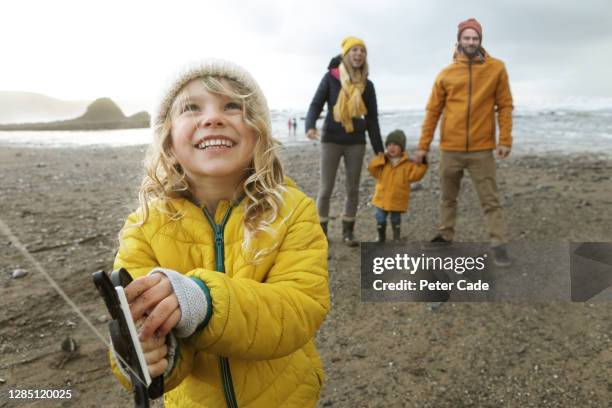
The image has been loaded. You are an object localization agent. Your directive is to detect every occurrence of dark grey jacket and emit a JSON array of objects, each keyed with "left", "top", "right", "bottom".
[{"left": 305, "top": 55, "right": 384, "bottom": 154}]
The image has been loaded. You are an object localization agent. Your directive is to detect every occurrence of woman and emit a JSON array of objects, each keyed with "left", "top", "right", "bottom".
[{"left": 305, "top": 36, "right": 384, "bottom": 246}]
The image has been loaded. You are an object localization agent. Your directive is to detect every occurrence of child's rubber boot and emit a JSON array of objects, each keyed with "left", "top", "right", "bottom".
[
  {"left": 392, "top": 224, "right": 402, "bottom": 242},
  {"left": 376, "top": 223, "right": 386, "bottom": 243}
]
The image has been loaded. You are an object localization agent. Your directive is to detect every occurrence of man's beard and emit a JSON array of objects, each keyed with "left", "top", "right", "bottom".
[{"left": 458, "top": 44, "right": 480, "bottom": 58}]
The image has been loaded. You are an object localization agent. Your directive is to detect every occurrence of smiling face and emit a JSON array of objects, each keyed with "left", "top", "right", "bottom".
[
  {"left": 347, "top": 45, "right": 366, "bottom": 69},
  {"left": 169, "top": 78, "right": 257, "bottom": 184}
]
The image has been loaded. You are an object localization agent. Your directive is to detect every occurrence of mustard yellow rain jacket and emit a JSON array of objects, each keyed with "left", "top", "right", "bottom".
[
  {"left": 368, "top": 153, "right": 428, "bottom": 212},
  {"left": 110, "top": 181, "right": 330, "bottom": 407},
  {"left": 418, "top": 50, "right": 513, "bottom": 152}
]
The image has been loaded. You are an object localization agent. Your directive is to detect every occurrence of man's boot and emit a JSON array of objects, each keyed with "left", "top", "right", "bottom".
[
  {"left": 491, "top": 244, "right": 511, "bottom": 267},
  {"left": 430, "top": 234, "right": 452, "bottom": 244},
  {"left": 376, "top": 223, "right": 386, "bottom": 243},
  {"left": 342, "top": 220, "right": 359, "bottom": 247},
  {"left": 392, "top": 224, "right": 401, "bottom": 242}
]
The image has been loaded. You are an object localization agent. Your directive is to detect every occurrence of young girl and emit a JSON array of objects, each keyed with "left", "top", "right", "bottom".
[
  {"left": 368, "top": 130, "right": 428, "bottom": 242},
  {"left": 108, "top": 60, "right": 330, "bottom": 407}
]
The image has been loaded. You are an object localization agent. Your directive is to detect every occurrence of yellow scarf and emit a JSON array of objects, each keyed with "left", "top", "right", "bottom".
[{"left": 333, "top": 63, "right": 367, "bottom": 133}]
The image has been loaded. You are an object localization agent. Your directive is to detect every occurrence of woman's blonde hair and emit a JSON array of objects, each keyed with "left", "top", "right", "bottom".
[{"left": 137, "top": 74, "right": 286, "bottom": 262}]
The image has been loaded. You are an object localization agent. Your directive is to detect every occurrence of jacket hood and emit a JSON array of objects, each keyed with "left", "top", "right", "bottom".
[
  {"left": 393, "top": 152, "right": 410, "bottom": 165},
  {"left": 327, "top": 55, "right": 342, "bottom": 70}
]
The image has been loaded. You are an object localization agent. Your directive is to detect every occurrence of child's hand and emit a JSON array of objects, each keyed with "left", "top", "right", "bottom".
[
  {"left": 135, "top": 318, "right": 168, "bottom": 378},
  {"left": 125, "top": 274, "right": 181, "bottom": 341}
]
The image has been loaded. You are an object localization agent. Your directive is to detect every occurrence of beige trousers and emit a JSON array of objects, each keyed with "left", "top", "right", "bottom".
[{"left": 438, "top": 150, "right": 507, "bottom": 246}]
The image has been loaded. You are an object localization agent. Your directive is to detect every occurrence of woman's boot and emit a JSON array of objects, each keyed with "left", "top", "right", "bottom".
[{"left": 342, "top": 220, "right": 359, "bottom": 247}]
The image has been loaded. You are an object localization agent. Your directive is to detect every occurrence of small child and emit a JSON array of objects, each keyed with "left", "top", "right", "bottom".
[
  {"left": 107, "top": 60, "right": 330, "bottom": 407},
  {"left": 368, "top": 129, "right": 428, "bottom": 242}
]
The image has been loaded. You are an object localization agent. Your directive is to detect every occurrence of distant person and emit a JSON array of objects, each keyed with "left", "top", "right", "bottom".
[
  {"left": 288, "top": 117, "right": 293, "bottom": 136},
  {"left": 413, "top": 18, "right": 513, "bottom": 266},
  {"left": 108, "top": 60, "right": 329, "bottom": 407},
  {"left": 368, "top": 130, "right": 428, "bottom": 242},
  {"left": 292, "top": 117, "right": 297, "bottom": 134},
  {"left": 306, "top": 36, "right": 384, "bottom": 247}
]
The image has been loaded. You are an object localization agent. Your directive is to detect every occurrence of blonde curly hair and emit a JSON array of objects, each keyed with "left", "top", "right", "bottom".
[{"left": 136, "top": 63, "right": 286, "bottom": 262}]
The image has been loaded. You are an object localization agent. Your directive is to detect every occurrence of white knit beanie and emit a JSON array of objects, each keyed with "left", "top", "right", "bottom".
[{"left": 152, "top": 59, "right": 270, "bottom": 130}]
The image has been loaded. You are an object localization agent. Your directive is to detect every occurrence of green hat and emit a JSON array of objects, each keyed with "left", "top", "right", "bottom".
[{"left": 385, "top": 129, "right": 406, "bottom": 151}]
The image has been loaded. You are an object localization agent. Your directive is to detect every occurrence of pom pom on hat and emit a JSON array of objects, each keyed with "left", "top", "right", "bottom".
[{"left": 341, "top": 36, "right": 366, "bottom": 56}]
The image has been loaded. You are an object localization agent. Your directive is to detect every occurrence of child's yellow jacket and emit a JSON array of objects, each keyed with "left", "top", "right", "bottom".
[
  {"left": 368, "top": 152, "right": 428, "bottom": 212},
  {"left": 110, "top": 181, "right": 329, "bottom": 407}
]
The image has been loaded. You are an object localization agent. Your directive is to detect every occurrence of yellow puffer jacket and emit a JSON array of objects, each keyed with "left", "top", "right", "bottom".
[
  {"left": 368, "top": 153, "right": 428, "bottom": 212},
  {"left": 418, "top": 50, "right": 513, "bottom": 152},
  {"left": 110, "top": 182, "right": 330, "bottom": 407}
]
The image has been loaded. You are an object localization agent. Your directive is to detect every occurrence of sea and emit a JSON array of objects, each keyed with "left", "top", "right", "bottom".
[{"left": 1, "top": 109, "right": 611, "bottom": 155}]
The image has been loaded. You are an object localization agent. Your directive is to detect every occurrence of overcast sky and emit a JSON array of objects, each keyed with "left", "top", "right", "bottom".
[{"left": 3, "top": 0, "right": 612, "bottom": 111}]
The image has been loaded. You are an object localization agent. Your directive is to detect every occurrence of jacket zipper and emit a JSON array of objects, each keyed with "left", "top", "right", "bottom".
[
  {"left": 466, "top": 60, "right": 473, "bottom": 152},
  {"left": 202, "top": 206, "right": 239, "bottom": 408}
]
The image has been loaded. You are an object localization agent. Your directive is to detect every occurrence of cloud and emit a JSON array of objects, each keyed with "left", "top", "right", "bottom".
[{"left": 2, "top": 0, "right": 611, "bottom": 108}]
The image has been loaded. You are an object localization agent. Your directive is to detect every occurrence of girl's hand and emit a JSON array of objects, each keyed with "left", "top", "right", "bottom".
[
  {"left": 135, "top": 319, "right": 168, "bottom": 378},
  {"left": 125, "top": 274, "right": 181, "bottom": 341}
]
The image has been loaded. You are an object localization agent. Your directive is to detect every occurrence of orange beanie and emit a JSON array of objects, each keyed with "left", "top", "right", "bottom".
[{"left": 457, "top": 18, "right": 482, "bottom": 40}]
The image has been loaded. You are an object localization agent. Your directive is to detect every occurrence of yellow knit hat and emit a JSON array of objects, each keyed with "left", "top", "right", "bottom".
[{"left": 341, "top": 36, "right": 366, "bottom": 56}]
